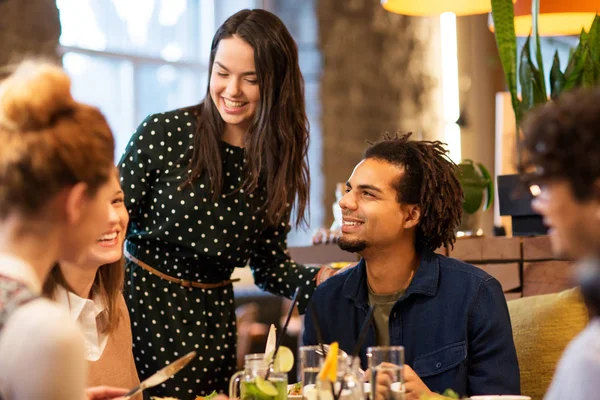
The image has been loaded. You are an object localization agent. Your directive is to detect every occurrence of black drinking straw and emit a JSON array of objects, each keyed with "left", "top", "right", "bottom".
[
  {"left": 308, "top": 302, "right": 327, "bottom": 358},
  {"left": 352, "top": 305, "right": 375, "bottom": 360},
  {"left": 309, "top": 302, "right": 338, "bottom": 399},
  {"left": 265, "top": 286, "right": 302, "bottom": 380}
]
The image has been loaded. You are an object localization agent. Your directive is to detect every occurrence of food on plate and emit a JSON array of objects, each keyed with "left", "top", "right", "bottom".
[{"left": 288, "top": 382, "right": 302, "bottom": 395}]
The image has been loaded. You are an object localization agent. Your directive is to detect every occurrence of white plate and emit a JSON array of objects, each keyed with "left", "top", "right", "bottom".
[
  {"left": 470, "top": 396, "right": 531, "bottom": 400},
  {"left": 289, "top": 383, "right": 376, "bottom": 400}
]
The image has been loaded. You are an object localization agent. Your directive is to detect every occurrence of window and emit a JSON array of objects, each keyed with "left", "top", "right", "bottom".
[{"left": 58, "top": 0, "right": 220, "bottom": 158}]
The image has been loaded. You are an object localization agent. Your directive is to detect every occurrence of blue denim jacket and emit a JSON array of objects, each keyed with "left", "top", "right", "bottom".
[{"left": 303, "top": 249, "right": 520, "bottom": 397}]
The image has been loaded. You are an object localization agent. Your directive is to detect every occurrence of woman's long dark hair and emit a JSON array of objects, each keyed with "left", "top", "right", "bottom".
[{"left": 182, "top": 9, "right": 310, "bottom": 227}]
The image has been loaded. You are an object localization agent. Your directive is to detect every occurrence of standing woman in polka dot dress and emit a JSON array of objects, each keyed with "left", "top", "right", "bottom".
[{"left": 119, "top": 9, "right": 337, "bottom": 399}]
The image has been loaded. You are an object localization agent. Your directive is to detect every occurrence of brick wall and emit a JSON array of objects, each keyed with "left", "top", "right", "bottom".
[{"left": 317, "top": 0, "right": 441, "bottom": 225}]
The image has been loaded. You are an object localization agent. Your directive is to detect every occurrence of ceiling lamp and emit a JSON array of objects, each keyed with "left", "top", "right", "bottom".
[
  {"left": 492, "top": 0, "right": 598, "bottom": 36},
  {"left": 381, "top": 0, "right": 492, "bottom": 16}
]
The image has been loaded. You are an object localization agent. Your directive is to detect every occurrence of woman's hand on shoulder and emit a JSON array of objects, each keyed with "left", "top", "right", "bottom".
[
  {"left": 315, "top": 262, "right": 356, "bottom": 286},
  {"left": 311, "top": 228, "right": 341, "bottom": 245}
]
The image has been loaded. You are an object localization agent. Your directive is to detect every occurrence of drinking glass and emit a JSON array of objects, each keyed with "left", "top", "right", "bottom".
[
  {"left": 300, "top": 345, "right": 325, "bottom": 398},
  {"left": 366, "top": 346, "right": 405, "bottom": 400},
  {"left": 229, "top": 353, "right": 287, "bottom": 400}
]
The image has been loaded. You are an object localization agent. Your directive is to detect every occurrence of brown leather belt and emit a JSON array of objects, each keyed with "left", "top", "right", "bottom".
[{"left": 124, "top": 249, "right": 240, "bottom": 289}]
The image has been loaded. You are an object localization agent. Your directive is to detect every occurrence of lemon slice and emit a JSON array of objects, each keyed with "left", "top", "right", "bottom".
[
  {"left": 256, "top": 376, "right": 279, "bottom": 396},
  {"left": 317, "top": 342, "right": 339, "bottom": 382},
  {"left": 265, "top": 324, "right": 276, "bottom": 355},
  {"left": 275, "top": 345, "right": 294, "bottom": 372},
  {"left": 265, "top": 345, "right": 295, "bottom": 373}
]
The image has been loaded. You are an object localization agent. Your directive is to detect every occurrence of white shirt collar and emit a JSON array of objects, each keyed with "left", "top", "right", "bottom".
[
  {"left": 54, "top": 285, "right": 108, "bottom": 361},
  {"left": 0, "top": 253, "right": 42, "bottom": 294}
]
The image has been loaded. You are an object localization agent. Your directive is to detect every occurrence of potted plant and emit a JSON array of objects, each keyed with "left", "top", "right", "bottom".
[
  {"left": 490, "top": 0, "right": 600, "bottom": 235},
  {"left": 457, "top": 160, "right": 494, "bottom": 236}
]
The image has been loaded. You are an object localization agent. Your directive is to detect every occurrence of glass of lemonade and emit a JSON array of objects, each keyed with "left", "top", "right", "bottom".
[
  {"left": 366, "top": 346, "right": 405, "bottom": 400},
  {"left": 230, "top": 353, "right": 288, "bottom": 400}
]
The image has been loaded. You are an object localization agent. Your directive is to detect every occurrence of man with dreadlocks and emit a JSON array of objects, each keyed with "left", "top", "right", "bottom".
[{"left": 303, "top": 133, "right": 520, "bottom": 399}]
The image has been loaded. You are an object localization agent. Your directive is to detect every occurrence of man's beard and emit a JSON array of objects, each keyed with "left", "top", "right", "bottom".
[{"left": 338, "top": 236, "right": 368, "bottom": 253}]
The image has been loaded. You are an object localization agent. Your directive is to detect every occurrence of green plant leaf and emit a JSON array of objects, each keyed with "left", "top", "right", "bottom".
[
  {"left": 462, "top": 186, "right": 484, "bottom": 214},
  {"left": 458, "top": 161, "right": 487, "bottom": 214},
  {"left": 531, "top": 0, "right": 547, "bottom": 100},
  {"left": 549, "top": 51, "right": 566, "bottom": 99},
  {"left": 582, "top": 46, "right": 595, "bottom": 87},
  {"left": 564, "top": 29, "right": 587, "bottom": 80},
  {"left": 531, "top": 69, "right": 547, "bottom": 106},
  {"left": 491, "top": 0, "right": 519, "bottom": 117},
  {"left": 589, "top": 14, "right": 600, "bottom": 64},
  {"left": 563, "top": 38, "right": 588, "bottom": 91},
  {"left": 491, "top": 0, "right": 523, "bottom": 164},
  {"left": 517, "top": 35, "right": 546, "bottom": 110},
  {"left": 580, "top": 27, "right": 590, "bottom": 44},
  {"left": 476, "top": 163, "right": 494, "bottom": 211},
  {"left": 519, "top": 36, "right": 534, "bottom": 109}
]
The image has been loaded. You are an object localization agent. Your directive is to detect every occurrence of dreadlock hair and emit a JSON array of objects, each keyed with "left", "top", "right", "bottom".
[{"left": 364, "top": 132, "right": 463, "bottom": 251}]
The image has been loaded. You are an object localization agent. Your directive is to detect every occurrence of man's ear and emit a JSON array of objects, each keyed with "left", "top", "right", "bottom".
[
  {"left": 402, "top": 204, "right": 422, "bottom": 229},
  {"left": 63, "top": 182, "right": 89, "bottom": 225}
]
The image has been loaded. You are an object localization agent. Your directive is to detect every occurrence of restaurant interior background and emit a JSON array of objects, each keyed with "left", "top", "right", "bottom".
[
  {"left": 0, "top": 0, "right": 588, "bottom": 378},
  {"left": 0, "top": 0, "right": 578, "bottom": 243}
]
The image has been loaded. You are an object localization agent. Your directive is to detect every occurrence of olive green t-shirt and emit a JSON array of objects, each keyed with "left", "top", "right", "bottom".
[{"left": 367, "top": 284, "right": 404, "bottom": 346}]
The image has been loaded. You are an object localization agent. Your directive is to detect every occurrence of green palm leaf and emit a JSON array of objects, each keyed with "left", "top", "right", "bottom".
[
  {"left": 549, "top": 51, "right": 565, "bottom": 99},
  {"left": 491, "top": 0, "right": 521, "bottom": 162},
  {"left": 531, "top": 0, "right": 547, "bottom": 100},
  {"left": 589, "top": 15, "right": 600, "bottom": 63},
  {"left": 519, "top": 36, "right": 534, "bottom": 109}
]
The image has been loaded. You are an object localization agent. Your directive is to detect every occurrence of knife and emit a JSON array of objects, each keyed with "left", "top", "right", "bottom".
[{"left": 124, "top": 350, "right": 197, "bottom": 399}]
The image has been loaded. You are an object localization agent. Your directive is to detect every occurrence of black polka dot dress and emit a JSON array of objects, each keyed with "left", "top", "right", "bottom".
[{"left": 119, "top": 108, "right": 319, "bottom": 399}]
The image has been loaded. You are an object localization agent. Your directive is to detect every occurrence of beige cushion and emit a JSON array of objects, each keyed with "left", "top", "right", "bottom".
[{"left": 508, "top": 288, "right": 589, "bottom": 400}]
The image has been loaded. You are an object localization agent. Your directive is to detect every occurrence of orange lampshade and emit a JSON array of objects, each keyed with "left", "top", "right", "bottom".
[
  {"left": 496, "top": 0, "right": 598, "bottom": 36},
  {"left": 381, "top": 0, "right": 492, "bottom": 16}
]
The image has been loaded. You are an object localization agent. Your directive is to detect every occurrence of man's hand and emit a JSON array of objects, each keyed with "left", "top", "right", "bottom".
[
  {"left": 365, "top": 362, "right": 401, "bottom": 400},
  {"left": 403, "top": 365, "right": 433, "bottom": 400},
  {"left": 366, "top": 363, "right": 434, "bottom": 400},
  {"left": 85, "top": 386, "right": 129, "bottom": 400},
  {"left": 365, "top": 365, "right": 390, "bottom": 400}
]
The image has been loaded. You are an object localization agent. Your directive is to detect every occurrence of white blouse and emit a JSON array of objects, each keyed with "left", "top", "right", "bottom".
[{"left": 54, "top": 286, "right": 108, "bottom": 361}]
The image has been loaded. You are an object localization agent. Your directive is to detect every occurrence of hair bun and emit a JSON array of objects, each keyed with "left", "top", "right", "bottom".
[{"left": 0, "top": 61, "right": 76, "bottom": 131}]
